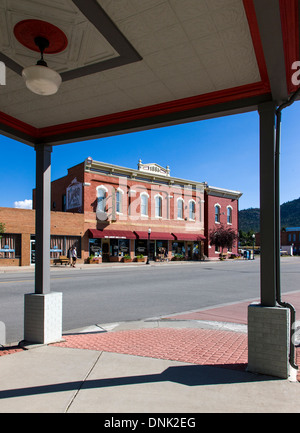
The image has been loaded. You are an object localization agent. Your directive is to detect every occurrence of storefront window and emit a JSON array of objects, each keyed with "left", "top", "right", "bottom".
[
  {"left": 172, "top": 241, "right": 185, "bottom": 257},
  {"left": 110, "top": 239, "right": 119, "bottom": 256},
  {"left": 135, "top": 240, "right": 147, "bottom": 256},
  {"left": 0, "top": 234, "right": 21, "bottom": 258},
  {"left": 119, "top": 239, "right": 129, "bottom": 255},
  {"left": 109, "top": 239, "right": 129, "bottom": 257},
  {"left": 50, "top": 235, "right": 81, "bottom": 258},
  {"left": 156, "top": 240, "right": 168, "bottom": 258},
  {"left": 89, "top": 238, "right": 102, "bottom": 257},
  {"left": 192, "top": 243, "right": 200, "bottom": 260}
]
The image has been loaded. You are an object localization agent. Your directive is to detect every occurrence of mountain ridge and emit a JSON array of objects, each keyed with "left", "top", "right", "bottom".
[{"left": 239, "top": 197, "right": 300, "bottom": 232}]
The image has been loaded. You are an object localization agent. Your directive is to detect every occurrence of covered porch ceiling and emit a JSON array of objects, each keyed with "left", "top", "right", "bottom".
[{"left": 0, "top": 0, "right": 299, "bottom": 146}]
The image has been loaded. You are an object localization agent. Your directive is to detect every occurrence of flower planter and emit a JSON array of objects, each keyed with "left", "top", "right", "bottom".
[
  {"left": 92, "top": 258, "right": 102, "bottom": 264},
  {"left": 109, "top": 256, "right": 121, "bottom": 262},
  {"left": 87, "top": 257, "right": 102, "bottom": 264}
]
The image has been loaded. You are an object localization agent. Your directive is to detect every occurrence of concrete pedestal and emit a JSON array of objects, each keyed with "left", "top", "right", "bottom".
[
  {"left": 0, "top": 320, "right": 5, "bottom": 346},
  {"left": 24, "top": 292, "right": 63, "bottom": 344},
  {"left": 248, "top": 304, "right": 290, "bottom": 379}
]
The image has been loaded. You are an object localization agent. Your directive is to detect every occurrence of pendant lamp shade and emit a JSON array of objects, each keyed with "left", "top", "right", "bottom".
[{"left": 22, "top": 64, "right": 62, "bottom": 96}]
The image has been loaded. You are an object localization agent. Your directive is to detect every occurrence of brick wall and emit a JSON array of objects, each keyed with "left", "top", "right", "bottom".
[
  {"left": 0, "top": 207, "right": 84, "bottom": 266},
  {"left": 204, "top": 192, "right": 239, "bottom": 259},
  {"left": 83, "top": 171, "right": 205, "bottom": 234}
]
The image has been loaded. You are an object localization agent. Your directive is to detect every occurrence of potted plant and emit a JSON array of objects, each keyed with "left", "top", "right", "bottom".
[
  {"left": 172, "top": 253, "right": 185, "bottom": 261},
  {"left": 87, "top": 254, "right": 94, "bottom": 264},
  {"left": 92, "top": 255, "right": 102, "bottom": 264},
  {"left": 136, "top": 254, "right": 145, "bottom": 262},
  {"left": 87, "top": 254, "right": 102, "bottom": 264},
  {"left": 123, "top": 254, "right": 132, "bottom": 263}
]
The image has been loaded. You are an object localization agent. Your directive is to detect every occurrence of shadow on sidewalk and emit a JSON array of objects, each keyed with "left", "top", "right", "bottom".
[{"left": 0, "top": 364, "right": 280, "bottom": 400}]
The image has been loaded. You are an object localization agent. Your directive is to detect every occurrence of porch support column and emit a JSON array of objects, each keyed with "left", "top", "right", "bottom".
[
  {"left": 24, "top": 144, "right": 62, "bottom": 345},
  {"left": 248, "top": 102, "right": 290, "bottom": 379},
  {"left": 259, "top": 102, "right": 277, "bottom": 307},
  {"left": 35, "top": 144, "right": 52, "bottom": 295}
]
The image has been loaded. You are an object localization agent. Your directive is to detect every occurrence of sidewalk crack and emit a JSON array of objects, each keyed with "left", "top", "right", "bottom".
[{"left": 64, "top": 351, "right": 103, "bottom": 413}]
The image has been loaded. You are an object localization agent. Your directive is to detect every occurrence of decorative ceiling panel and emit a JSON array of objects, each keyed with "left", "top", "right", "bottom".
[
  {"left": 0, "top": 0, "right": 141, "bottom": 79},
  {"left": 0, "top": 0, "right": 274, "bottom": 133}
]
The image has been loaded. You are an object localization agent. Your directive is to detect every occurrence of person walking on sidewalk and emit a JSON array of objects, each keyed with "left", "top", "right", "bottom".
[
  {"left": 71, "top": 246, "right": 77, "bottom": 267},
  {"left": 67, "top": 247, "right": 72, "bottom": 266}
]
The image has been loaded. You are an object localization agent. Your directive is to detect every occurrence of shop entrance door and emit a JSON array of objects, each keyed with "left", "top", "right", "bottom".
[
  {"left": 149, "top": 241, "right": 155, "bottom": 260},
  {"left": 187, "top": 242, "right": 193, "bottom": 260},
  {"left": 102, "top": 240, "right": 110, "bottom": 262},
  {"left": 30, "top": 239, "right": 36, "bottom": 265}
]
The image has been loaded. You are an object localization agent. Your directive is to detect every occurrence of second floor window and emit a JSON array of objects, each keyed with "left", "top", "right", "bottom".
[
  {"left": 189, "top": 200, "right": 195, "bottom": 220},
  {"left": 215, "top": 205, "right": 220, "bottom": 223},
  {"left": 177, "top": 198, "right": 184, "bottom": 219},
  {"left": 116, "top": 190, "right": 122, "bottom": 213},
  {"left": 227, "top": 206, "right": 232, "bottom": 224},
  {"left": 155, "top": 195, "right": 162, "bottom": 218},
  {"left": 97, "top": 188, "right": 106, "bottom": 212},
  {"left": 141, "top": 193, "right": 148, "bottom": 216}
]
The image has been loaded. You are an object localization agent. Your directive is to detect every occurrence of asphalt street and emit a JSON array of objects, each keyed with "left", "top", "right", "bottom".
[{"left": 0, "top": 257, "right": 299, "bottom": 344}]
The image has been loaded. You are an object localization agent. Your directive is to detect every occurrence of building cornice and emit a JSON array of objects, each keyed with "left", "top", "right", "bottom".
[
  {"left": 85, "top": 158, "right": 206, "bottom": 191},
  {"left": 205, "top": 185, "right": 242, "bottom": 200}
]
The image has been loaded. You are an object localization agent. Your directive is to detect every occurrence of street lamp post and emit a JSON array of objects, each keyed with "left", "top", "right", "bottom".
[
  {"left": 146, "top": 228, "right": 151, "bottom": 265},
  {"left": 252, "top": 233, "right": 255, "bottom": 260}
]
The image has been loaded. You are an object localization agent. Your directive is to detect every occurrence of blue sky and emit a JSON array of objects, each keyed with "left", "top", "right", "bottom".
[{"left": 0, "top": 101, "right": 299, "bottom": 211}]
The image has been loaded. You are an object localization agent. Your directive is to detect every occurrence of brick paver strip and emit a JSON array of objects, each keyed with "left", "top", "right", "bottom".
[
  {"left": 0, "top": 346, "right": 24, "bottom": 357},
  {"left": 54, "top": 328, "right": 248, "bottom": 370}
]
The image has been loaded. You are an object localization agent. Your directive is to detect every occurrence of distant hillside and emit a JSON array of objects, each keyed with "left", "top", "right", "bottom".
[
  {"left": 239, "top": 208, "right": 260, "bottom": 232},
  {"left": 239, "top": 197, "right": 300, "bottom": 232}
]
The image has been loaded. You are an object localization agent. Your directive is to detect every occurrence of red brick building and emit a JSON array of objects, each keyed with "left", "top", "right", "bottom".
[
  {"left": 204, "top": 186, "right": 242, "bottom": 259},
  {"left": 1, "top": 158, "right": 242, "bottom": 266},
  {"left": 255, "top": 227, "right": 300, "bottom": 256},
  {"left": 0, "top": 207, "right": 84, "bottom": 266}
]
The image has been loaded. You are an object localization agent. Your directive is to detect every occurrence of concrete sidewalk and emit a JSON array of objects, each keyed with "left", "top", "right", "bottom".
[
  {"left": 0, "top": 259, "right": 219, "bottom": 273},
  {"left": 0, "top": 306, "right": 299, "bottom": 413},
  {"left": 0, "top": 260, "right": 299, "bottom": 413}
]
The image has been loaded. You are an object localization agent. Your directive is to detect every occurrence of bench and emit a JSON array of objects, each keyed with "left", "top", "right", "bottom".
[{"left": 54, "top": 255, "right": 70, "bottom": 266}]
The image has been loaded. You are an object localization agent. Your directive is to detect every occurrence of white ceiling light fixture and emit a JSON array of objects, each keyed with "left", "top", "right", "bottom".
[{"left": 22, "top": 36, "right": 62, "bottom": 96}]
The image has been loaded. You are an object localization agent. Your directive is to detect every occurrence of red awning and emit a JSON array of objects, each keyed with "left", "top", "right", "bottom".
[
  {"left": 134, "top": 231, "right": 174, "bottom": 240},
  {"left": 89, "top": 229, "right": 136, "bottom": 239},
  {"left": 172, "top": 233, "right": 206, "bottom": 241}
]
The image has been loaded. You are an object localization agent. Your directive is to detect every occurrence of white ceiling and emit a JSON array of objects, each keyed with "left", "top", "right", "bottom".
[{"left": 0, "top": 0, "right": 261, "bottom": 128}]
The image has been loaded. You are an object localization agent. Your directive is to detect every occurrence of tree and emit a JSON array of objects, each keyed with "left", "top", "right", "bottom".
[
  {"left": 0, "top": 222, "right": 5, "bottom": 242},
  {"left": 238, "top": 229, "right": 255, "bottom": 246},
  {"left": 209, "top": 225, "right": 238, "bottom": 255}
]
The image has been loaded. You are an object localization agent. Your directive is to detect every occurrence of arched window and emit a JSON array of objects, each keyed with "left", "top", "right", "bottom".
[
  {"left": 177, "top": 198, "right": 184, "bottom": 219},
  {"left": 116, "top": 188, "right": 124, "bottom": 213},
  {"left": 141, "top": 193, "right": 148, "bottom": 216},
  {"left": 96, "top": 186, "right": 107, "bottom": 212},
  {"left": 215, "top": 204, "right": 221, "bottom": 223},
  {"left": 189, "top": 200, "right": 195, "bottom": 220},
  {"left": 155, "top": 195, "right": 162, "bottom": 218},
  {"left": 227, "top": 206, "right": 232, "bottom": 224}
]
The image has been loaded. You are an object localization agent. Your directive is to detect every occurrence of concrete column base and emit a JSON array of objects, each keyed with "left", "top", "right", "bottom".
[
  {"left": 0, "top": 320, "right": 5, "bottom": 346},
  {"left": 248, "top": 304, "right": 290, "bottom": 379},
  {"left": 24, "top": 292, "right": 63, "bottom": 344}
]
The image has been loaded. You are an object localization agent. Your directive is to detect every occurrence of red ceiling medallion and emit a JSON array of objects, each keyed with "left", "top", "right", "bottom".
[{"left": 14, "top": 19, "right": 68, "bottom": 54}]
